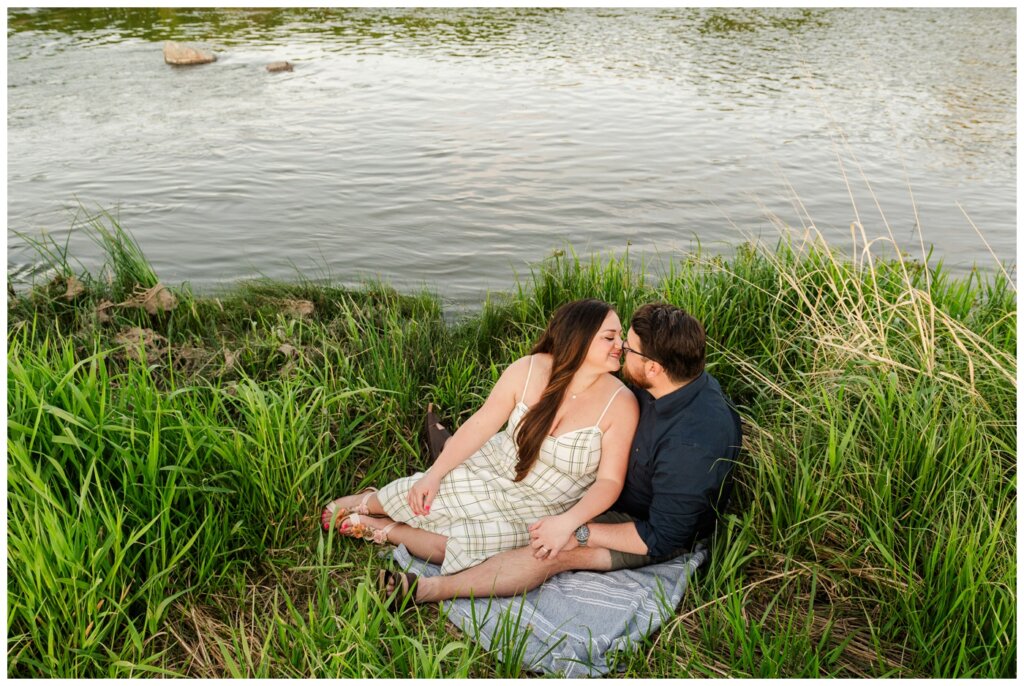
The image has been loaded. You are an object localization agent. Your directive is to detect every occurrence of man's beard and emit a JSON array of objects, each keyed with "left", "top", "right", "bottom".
[{"left": 621, "top": 361, "right": 652, "bottom": 389}]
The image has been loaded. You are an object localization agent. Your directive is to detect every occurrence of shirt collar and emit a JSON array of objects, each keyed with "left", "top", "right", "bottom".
[{"left": 651, "top": 371, "right": 708, "bottom": 417}]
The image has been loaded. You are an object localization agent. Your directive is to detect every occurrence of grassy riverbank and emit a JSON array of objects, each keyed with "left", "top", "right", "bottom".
[{"left": 7, "top": 219, "right": 1016, "bottom": 677}]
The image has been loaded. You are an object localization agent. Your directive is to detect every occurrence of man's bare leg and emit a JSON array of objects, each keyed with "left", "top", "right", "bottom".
[{"left": 412, "top": 545, "right": 614, "bottom": 603}]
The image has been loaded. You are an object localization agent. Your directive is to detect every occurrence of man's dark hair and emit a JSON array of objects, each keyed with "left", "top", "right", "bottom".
[{"left": 630, "top": 303, "right": 705, "bottom": 383}]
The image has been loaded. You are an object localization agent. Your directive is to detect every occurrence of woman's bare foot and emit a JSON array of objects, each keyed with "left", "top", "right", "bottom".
[
  {"left": 337, "top": 513, "right": 399, "bottom": 543},
  {"left": 320, "top": 488, "right": 379, "bottom": 531}
]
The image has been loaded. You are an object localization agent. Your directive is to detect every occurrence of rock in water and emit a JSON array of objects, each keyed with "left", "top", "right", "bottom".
[
  {"left": 163, "top": 41, "right": 216, "bottom": 66},
  {"left": 267, "top": 61, "right": 294, "bottom": 73}
]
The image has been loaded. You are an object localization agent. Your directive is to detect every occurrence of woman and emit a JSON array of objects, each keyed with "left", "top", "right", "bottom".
[{"left": 320, "top": 298, "right": 639, "bottom": 575}]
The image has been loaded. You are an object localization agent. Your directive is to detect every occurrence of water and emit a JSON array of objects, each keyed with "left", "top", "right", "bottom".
[{"left": 7, "top": 8, "right": 1017, "bottom": 307}]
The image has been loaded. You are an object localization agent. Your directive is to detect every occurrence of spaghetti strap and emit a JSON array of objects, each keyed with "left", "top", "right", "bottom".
[
  {"left": 521, "top": 355, "right": 535, "bottom": 401},
  {"left": 596, "top": 385, "right": 626, "bottom": 425}
]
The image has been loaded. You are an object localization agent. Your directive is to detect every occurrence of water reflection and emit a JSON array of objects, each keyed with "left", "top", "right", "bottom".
[
  {"left": 693, "top": 8, "right": 830, "bottom": 35},
  {"left": 7, "top": 7, "right": 545, "bottom": 45},
  {"left": 6, "top": 8, "right": 1016, "bottom": 304}
]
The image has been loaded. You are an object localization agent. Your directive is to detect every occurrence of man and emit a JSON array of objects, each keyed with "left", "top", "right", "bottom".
[{"left": 384, "top": 302, "right": 742, "bottom": 603}]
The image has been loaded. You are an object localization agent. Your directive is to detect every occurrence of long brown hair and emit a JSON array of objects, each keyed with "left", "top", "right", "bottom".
[{"left": 513, "top": 298, "right": 614, "bottom": 481}]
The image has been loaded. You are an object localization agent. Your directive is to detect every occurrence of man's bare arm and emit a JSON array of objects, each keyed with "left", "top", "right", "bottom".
[{"left": 586, "top": 521, "right": 648, "bottom": 555}]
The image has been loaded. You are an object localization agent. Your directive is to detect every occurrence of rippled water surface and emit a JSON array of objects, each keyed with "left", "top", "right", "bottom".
[{"left": 7, "top": 8, "right": 1017, "bottom": 305}]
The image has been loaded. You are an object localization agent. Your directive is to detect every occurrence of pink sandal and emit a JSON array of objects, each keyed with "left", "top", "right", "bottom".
[
  {"left": 321, "top": 487, "right": 378, "bottom": 531},
  {"left": 338, "top": 513, "right": 399, "bottom": 544}
]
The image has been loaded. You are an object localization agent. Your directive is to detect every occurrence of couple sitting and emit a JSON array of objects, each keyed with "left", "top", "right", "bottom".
[{"left": 321, "top": 299, "right": 742, "bottom": 606}]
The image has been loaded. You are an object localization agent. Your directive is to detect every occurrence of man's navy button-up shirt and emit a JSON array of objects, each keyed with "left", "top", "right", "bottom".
[{"left": 612, "top": 371, "right": 742, "bottom": 557}]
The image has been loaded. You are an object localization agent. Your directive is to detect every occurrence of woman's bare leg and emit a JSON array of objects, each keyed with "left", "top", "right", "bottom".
[
  {"left": 386, "top": 524, "right": 448, "bottom": 564},
  {"left": 341, "top": 514, "right": 448, "bottom": 564},
  {"left": 324, "top": 490, "right": 448, "bottom": 564},
  {"left": 322, "top": 491, "right": 390, "bottom": 531}
]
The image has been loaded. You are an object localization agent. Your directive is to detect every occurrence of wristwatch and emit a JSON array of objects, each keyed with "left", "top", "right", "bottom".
[{"left": 574, "top": 524, "right": 590, "bottom": 547}]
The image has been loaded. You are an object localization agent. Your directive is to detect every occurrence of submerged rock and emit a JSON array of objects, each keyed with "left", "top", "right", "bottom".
[
  {"left": 266, "top": 61, "right": 294, "bottom": 73},
  {"left": 163, "top": 41, "right": 216, "bottom": 66}
]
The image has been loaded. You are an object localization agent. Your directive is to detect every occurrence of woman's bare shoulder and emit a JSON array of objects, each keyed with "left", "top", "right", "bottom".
[
  {"left": 613, "top": 378, "right": 639, "bottom": 402},
  {"left": 502, "top": 353, "right": 545, "bottom": 385},
  {"left": 597, "top": 372, "right": 631, "bottom": 394},
  {"left": 507, "top": 353, "right": 547, "bottom": 371},
  {"left": 509, "top": 353, "right": 552, "bottom": 403},
  {"left": 601, "top": 377, "right": 639, "bottom": 425},
  {"left": 529, "top": 352, "right": 553, "bottom": 369}
]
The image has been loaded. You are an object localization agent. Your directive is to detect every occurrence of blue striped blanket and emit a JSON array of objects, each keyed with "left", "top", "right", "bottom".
[{"left": 390, "top": 544, "right": 707, "bottom": 677}]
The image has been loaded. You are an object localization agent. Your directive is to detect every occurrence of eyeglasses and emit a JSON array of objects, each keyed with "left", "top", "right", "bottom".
[{"left": 621, "top": 342, "right": 659, "bottom": 365}]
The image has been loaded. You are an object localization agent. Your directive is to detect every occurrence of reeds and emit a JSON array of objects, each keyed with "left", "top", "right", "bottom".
[{"left": 7, "top": 217, "right": 1015, "bottom": 677}]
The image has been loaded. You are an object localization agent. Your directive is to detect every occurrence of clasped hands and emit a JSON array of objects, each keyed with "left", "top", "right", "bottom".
[{"left": 528, "top": 515, "right": 579, "bottom": 560}]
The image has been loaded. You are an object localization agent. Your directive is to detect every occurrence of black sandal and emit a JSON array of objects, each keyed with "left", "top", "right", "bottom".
[
  {"left": 378, "top": 569, "right": 420, "bottom": 611},
  {"left": 425, "top": 403, "right": 452, "bottom": 464}
]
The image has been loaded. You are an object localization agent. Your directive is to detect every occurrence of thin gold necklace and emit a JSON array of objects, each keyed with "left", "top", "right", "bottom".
[{"left": 567, "top": 376, "right": 600, "bottom": 400}]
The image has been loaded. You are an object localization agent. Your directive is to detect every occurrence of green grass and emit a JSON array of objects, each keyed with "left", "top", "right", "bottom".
[{"left": 7, "top": 218, "right": 1016, "bottom": 677}]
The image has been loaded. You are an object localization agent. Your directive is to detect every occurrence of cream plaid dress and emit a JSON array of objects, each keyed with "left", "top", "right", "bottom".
[{"left": 378, "top": 355, "right": 626, "bottom": 574}]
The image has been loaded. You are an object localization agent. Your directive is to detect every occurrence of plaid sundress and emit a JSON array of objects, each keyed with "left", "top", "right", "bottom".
[{"left": 378, "top": 356, "right": 626, "bottom": 574}]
